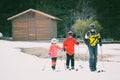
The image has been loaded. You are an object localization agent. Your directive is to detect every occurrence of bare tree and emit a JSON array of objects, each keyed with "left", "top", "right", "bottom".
[{"left": 70, "top": 0, "right": 97, "bottom": 40}]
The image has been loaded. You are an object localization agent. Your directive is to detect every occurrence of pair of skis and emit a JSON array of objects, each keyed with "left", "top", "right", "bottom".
[
  {"left": 97, "top": 69, "right": 105, "bottom": 73},
  {"left": 65, "top": 68, "right": 79, "bottom": 71},
  {"left": 42, "top": 65, "right": 105, "bottom": 73},
  {"left": 53, "top": 67, "right": 105, "bottom": 73}
]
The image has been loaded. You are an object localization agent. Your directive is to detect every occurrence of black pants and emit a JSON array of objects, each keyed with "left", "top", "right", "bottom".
[
  {"left": 51, "top": 58, "right": 57, "bottom": 69},
  {"left": 66, "top": 54, "right": 74, "bottom": 68}
]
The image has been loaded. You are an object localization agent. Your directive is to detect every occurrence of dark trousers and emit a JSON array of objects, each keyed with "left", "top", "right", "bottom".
[
  {"left": 66, "top": 54, "right": 74, "bottom": 68},
  {"left": 51, "top": 58, "right": 57, "bottom": 69},
  {"left": 88, "top": 46, "right": 98, "bottom": 71}
]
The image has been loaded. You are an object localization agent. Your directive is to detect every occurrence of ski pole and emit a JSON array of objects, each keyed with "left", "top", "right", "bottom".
[
  {"left": 82, "top": 46, "right": 88, "bottom": 68},
  {"left": 42, "top": 55, "right": 50, "bottom": 71},
  {"left": 42, "top": 59, "right": 48, "bottom": 71},
  {"left": 84, "top": 46, "right": 89, "bottom": 61},
  {"left": 76, "top": 45, "right": 82, "bottom": 68},
  {"left": 61, "top": 50, "right": 67, "bottom": 70},
  {"left": 97, "top": 46, "right": 105, "bottom": 73},
  {"left": 57, "top": 51, "right": 64, "bottom": 72},
  {"left": 77, "top": 45, "right": 88, "bottom": 69},
  {"left": 100, "top": 46, "right": 105, "bottom": 71}
]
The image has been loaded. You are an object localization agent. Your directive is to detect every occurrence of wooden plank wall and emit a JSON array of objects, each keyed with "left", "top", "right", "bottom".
[
  {"left": 12, "top": 12, "right": 57, "bottom": 40},
  {"left": 36, "top": 19, "right": 51, "bottom": 40},
  {"left": 13, "top": 19, "right": 28, "bottom": 40}
]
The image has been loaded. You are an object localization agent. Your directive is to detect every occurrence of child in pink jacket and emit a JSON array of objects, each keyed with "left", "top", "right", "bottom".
[{"left": 48, "top": 38, "right": 62, "bottom": 70}]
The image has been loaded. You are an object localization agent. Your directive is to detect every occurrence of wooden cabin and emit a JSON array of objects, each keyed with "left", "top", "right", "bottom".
[{"left": 7, "top": 9, "right": 61, "bottom": 40}]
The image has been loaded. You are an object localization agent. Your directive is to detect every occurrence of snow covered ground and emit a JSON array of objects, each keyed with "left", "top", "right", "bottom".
[{"left": 0, "top": 40, "right": 120, "bottom": 80}]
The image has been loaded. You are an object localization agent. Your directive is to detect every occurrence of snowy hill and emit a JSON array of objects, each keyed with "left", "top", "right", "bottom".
[{"left": 0, "top": 40, "right": 120, "bottom": 80}]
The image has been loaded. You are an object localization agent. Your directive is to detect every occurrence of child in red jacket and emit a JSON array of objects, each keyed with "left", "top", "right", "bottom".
[
  {"left": 63, "top": 31, "right": 79, "bottom": 70},
  {"left": 49, "top": 38, "right": 62, "bottom": 70}
]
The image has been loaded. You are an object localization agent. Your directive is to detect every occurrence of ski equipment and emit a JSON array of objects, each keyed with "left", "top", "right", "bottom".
[{"left": 97, "top": 46, "right": 106, "bottom": 73}]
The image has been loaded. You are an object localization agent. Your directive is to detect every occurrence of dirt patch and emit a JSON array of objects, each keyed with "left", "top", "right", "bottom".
[
  {"left": 20, "top": 47, "right": 49, "bottom": 58},
  {"left": 20, "top": 47, "right": 114, "bottom": 61}
]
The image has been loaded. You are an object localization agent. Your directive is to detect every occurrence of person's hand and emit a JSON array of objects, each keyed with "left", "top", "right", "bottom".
[
  {"left": 100, "top": 44, "right": 102, "bottom": 47},
  {"left": 76, "top": 42, "right": 79, "bottom": 45},
  {"left": 87, "top": 44, "right": 90, "bottom": 47},
  {"left": 62, "top": 48, "right": 66, "bottom": 51},
  {"left": 48, "top": 53, "right": 51, "bottom": 57}
]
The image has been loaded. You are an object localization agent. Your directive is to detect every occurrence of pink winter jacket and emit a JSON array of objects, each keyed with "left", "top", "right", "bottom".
[{"left": 49, "top": 45, "right": 61, "bottom": 58}]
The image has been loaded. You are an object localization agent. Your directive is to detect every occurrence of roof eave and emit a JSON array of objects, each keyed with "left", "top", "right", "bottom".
[{"left": 7, "top": 8, "right": 62, "bottom": 21}]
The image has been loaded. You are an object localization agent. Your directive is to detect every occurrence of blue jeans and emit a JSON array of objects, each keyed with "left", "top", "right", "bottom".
[{"left": 88, "top": 45, "right": 98, "bottom": 71}]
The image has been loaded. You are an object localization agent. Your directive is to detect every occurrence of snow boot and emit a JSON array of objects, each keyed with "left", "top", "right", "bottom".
[
  {"left": 52, "top": 66, "right": 56, "bottom": 70},
  {"left": 66, "top": 66, "right": 69, "bottom": 69},
  {"left": 71, "top": 67, "right": 75, "bottom": 70},
  {"left": 90, "top": 67, "right": 95, "bottom": 71}
]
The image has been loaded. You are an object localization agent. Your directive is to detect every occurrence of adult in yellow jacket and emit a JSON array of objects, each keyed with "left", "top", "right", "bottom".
[{"left": 84, "top": 23, "right": 102, "bottom": 71}]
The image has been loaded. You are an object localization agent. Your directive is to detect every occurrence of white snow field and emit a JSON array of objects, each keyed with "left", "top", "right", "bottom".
[{"left": 0, "top": 40, "right": 120, "bottom": 80}]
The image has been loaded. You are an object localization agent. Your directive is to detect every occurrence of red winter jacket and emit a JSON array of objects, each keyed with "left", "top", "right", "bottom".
[{"left": 63, "top": 37, "right": 79, "bottom": 55}]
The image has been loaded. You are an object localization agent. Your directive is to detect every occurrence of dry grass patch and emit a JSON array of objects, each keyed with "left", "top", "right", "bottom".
[{"left": 20, "top": 47, "right": 115, "bottom": 61}]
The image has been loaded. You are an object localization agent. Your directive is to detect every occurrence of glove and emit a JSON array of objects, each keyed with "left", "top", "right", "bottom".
[
  {"left": 76, "top": 42, "right": 79, "bottom": 45},
  {"left": 48, "top": 53, "right": 51, "bottom": 57},
  {"left": 100, "top": 44, "right": 102, "bottom": 47},
  {"left": 86, "top": 44, "right": 90, "bottom": 47},
  {"left": 62, "top": 48, "right": 66, "bottom": 51}
]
